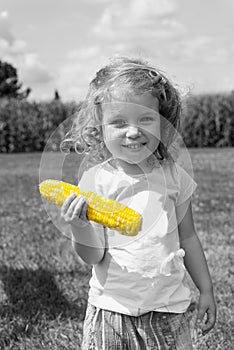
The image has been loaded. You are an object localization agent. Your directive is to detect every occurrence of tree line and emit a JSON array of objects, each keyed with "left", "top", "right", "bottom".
[{"left": 0, "top": 60, "right": 234, "bottom": 151}]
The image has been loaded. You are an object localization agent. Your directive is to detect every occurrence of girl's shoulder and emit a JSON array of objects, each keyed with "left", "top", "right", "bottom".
[
  {"left": 162, "top": 159, "right": 192, "bottom": 181},
  {"left": 167, "top": 161, "right": 197, "bottom": 205},
  {"left": 159, "top": 160, "right": 197, "bottom": 189}
]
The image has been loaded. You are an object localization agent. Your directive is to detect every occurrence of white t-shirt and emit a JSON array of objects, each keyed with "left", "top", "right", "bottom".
[{"left": 79, "top": 159, "right": 197, "bottom": 316}]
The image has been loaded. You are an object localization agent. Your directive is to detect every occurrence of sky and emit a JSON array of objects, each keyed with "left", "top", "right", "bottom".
[{"left": 0, "top": 0, "right": 233, "bottom": 102}]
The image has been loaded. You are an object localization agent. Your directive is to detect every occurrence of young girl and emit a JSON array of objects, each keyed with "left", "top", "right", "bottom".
[{"left": 61, "top": 57, "right": 216, "bottom": 349}]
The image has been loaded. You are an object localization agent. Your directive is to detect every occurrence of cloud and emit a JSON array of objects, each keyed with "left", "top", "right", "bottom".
[
  {"left": 0, "top": 11, "right": 26, "bottom": 55},
  {"left": 67, "top": 47, "right": 101, "bottom": 60},
  {"left": 0, "top": 37, "right": 27, "bottom": 58},
  {"left": 56, "top": 46, "right": 106, "bottom": 101},
  {"left": 0, "top": 11, "right": 53, "bottom": 87},
  {"left": 57, "top": 45, "right": 139, "bottom": 100},
  {"left": 82, "top": 0, "right": 111, "bottom": 3},
  {"left": 19, "top": 53, "right": 53, "bottom": 84},
  {"left": 80, "top": 0, "right": 110, "bottom": 2},
  {"left": 93, "top": 0, "right": 181, "bottom": 40},
  {"left": 0, "top": 11, "right": 14, "bottom": 43},
  {"left": 128, "top": 0, "right": 176, "bottom": 22},
  {"left": 167, "top": 37, "right": 213, "bottom": 61},
  {"left": 89, "top": 0, "right": 185, "bottom": 75},
  {"left": 167, "top": 36, "right": 231, "bottom": 65}
]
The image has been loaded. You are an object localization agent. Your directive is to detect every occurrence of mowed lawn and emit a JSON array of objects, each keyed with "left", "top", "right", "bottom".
[{"left": 0, "top": 149, "right": 233, "bottom": 349}]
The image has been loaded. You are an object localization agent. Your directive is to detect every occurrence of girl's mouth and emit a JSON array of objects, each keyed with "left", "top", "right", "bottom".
[{"left": 123, "top": 142, "right": 147, "bottom": 150}]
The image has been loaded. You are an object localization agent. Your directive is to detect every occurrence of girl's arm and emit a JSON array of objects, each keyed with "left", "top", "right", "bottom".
[
  {"left": 176, "top": 199, "right": 217, "bottom": 335},
  {"left": 71, "top": 224, "right": 105, "bottom": 266},
  {"left": 61, "top": 193, "right": 106, "bottom": 265}
]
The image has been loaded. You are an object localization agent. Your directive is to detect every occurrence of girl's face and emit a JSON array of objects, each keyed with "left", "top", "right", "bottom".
[{"left": 102, "top": 92, "right": 161, "bottom": 170}]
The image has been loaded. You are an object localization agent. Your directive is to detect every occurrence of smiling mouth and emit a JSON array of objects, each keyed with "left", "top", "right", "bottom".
[{"left": 123, "top": 143, "right": 146, "bottom": 150}]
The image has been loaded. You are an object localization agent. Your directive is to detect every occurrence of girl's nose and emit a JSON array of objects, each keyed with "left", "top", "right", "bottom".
[{"left": 126, "top": 125, "right": 141, "bottom": 138}]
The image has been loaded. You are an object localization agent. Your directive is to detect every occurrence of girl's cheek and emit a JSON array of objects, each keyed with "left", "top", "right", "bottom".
[
  {"left": 104, "top": 127, "right": 125, "bottom": 141},
  {"left": 144, "top": 125, "right": 161, "bottom": 141}
]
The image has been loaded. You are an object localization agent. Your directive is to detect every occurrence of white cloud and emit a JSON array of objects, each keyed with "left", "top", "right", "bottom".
[
  {"left": 0, "top": 11, "right": 53, "bottom": 89},
  {"left": 203, "top": 47, "right": 229, "bottom": 64},
  {"left": 0, "top": 11, "right": 8, "bottom": 18},
  {"left": 93, "top": 7, "right": 117, "bottom": 37},
  {"left": 80, "top": 0, "right": 110, "bottom": 2},
  {"left": 0, "top": 11, "right": 27, "bottom": 57},
  {"left": 166, "top": 36, "right": 232, "bottom": 65},
  {"left": 57, "top": 46, "right": 106, "bottom": 101},
  {"left": 93, "top": 0, "right": 180, "bottom": 40},
  {"left": 57, "top": 45, "right": 139, "bottom": 101},
  {"left": 0, "top": 37, "right": 27, "bottom": 57},
  {"left": 161, "top": 19, "right": 185, "bottom": 31},
  {"left": 67, "top": 46, "right": 101, "bottom": 60},
  {"left": 0, "top": 11, "right": 14, "bottom": 43},
  {"left": 19, "top": 53, "right": 53, "bottom": 84},
  {"left": 55, "top": 0, "right": 182, "bottom": 101},
  {"left": 128, "top": 0, "right": 176, "bottom": 21}
]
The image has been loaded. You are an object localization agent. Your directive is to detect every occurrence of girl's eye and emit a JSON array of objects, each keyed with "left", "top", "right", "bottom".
[
  {"left": 110, "top": 120, "right": 127, "bottom": 128},
  {"left": 140, "top": 116, "right": 154, "bottom": 123}
]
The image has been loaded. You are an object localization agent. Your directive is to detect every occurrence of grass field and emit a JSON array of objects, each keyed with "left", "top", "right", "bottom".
[{"left": 0, "top": 149, "right": 234, "bottom": 349}]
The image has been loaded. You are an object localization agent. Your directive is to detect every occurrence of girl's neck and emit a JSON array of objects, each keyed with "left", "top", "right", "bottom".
[{"left": 109, "top": 155, "right": 160, "bottom": 176}]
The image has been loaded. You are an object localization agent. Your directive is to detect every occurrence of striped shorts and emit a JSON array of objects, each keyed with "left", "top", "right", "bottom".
[{"left": 81, "top": 303, "right": 193, "bottom": 350}]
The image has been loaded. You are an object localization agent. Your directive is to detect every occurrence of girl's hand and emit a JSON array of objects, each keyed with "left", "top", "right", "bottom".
[
  {"left": 196, "top": 291, "right": 217, "bottom": 335},
  {"left": 61, "top": 193, "right": 90, "bottom": 228}
]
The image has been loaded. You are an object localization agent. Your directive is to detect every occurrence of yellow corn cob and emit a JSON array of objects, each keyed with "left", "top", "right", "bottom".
[{"left": 39, "top": 179, "right": 142, "bottom": 236}]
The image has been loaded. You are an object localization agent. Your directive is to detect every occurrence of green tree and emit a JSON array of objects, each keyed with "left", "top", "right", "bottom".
[{"left": 0, "top": 60, "right": 31, "bottom": 98}]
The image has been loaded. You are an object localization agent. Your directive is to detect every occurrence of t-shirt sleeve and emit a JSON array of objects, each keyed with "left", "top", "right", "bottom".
[{"left": 175, "top": 164, "right": 197, "bottom": 206}]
